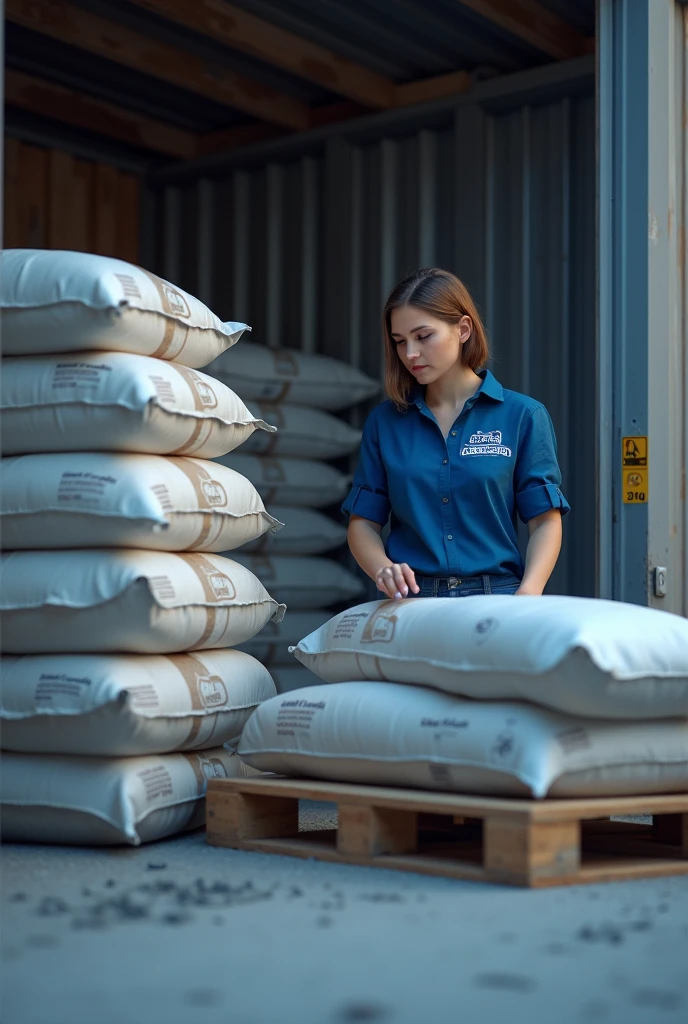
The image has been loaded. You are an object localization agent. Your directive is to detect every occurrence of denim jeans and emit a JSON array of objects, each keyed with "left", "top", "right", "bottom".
[{"left": 410, "top": 573, "right": 522, "bottom": 598}]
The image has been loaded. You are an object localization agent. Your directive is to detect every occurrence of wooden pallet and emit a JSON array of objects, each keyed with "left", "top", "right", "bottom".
[{"left": 206, "top": 777, "right": 688, "bottom": 888}]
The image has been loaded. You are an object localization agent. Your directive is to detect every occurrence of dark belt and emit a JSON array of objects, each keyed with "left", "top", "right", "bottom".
[{"left": 415, "top": 574, "right": 520, "bottom": 591}]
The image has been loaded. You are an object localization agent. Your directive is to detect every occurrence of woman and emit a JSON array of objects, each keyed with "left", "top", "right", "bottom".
[{"left": 343, "top": 268, "right": 569, "bottom": 600}]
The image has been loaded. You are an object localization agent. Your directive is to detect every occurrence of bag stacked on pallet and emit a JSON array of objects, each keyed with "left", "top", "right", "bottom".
[
  {"left": 207, "top": 342, "right": 377, "bottom": 677},
  {"left": 239, "top": 596, "right": 688, "bottom": 799},
  {"left": 0, "top": 250, "right": 282, "bottom": 845}
]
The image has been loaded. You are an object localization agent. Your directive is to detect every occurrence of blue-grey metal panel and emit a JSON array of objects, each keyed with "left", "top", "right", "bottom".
[{"left": 148, "top": 70, "right": 596, "bottom": 597}]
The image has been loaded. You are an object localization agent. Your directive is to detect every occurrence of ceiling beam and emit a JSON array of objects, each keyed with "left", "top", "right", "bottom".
[
  {"left": 125, "top": 0, "right": 395, "bottom": 109},
  {"left": 4, "top": 69, "right": 196, "bottom": 158},
  {"left": 197, "top": 123, "right": 283, "bottom": 156},
  {"left": 455, "top": 0, "right": 589, "bottom": 60},
  {"left": 6, "top": 0, "right": 311, "bottom": 130},
  {"left": 395, "top": 70, "right": 471, "bottom": 108}
]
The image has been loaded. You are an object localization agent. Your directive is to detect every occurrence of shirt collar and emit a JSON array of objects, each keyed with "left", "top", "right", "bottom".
[{"left": 410, "top": 369, "right": 504, "bottom": 407}]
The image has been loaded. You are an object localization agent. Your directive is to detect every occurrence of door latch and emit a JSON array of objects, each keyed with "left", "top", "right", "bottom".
[{"left": 653, "top": 566, "right": 667, "bottom": 598}]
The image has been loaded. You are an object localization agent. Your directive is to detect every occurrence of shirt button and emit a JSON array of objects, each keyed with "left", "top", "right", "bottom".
[
  {"left": 451, "top": 431, "right": 457, "bottom": 437},
  {"left": 447, "top": 534, "right": 453, "bottom": 540},
  {"left": 442, "top": 459, "right": 448, "bottom": 465},
  {"left": 442, "top": 497, "right": 449, "bottom": 504}
]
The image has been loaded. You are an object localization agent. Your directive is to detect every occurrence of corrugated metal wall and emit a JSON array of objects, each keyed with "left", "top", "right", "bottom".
[{"left": 149, "top": 79, "right": 595, "bottom": 598}]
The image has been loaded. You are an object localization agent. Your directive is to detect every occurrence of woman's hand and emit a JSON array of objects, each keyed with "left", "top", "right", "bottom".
[{"left": 375, "top": 563, "right": 420, "bottom": 600}]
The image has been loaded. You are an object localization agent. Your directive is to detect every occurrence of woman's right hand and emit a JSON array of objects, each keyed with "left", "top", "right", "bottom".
[{"left": 375, "top": 563, "right": 420, "bottom": 600}]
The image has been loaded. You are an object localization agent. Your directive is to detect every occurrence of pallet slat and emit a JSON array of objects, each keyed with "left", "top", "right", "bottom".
[{"left": 206, "top": 777, "right": 688, "bottom": 888}]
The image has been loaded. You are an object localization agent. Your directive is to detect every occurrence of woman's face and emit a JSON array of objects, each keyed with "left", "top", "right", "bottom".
[{"left": 390, "top": 304, "right": 472, "bottom": 385}]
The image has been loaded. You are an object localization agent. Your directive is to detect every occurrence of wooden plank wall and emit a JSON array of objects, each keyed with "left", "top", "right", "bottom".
[{"left": 3, "top": 138, "right": 140, "bottom": 261}]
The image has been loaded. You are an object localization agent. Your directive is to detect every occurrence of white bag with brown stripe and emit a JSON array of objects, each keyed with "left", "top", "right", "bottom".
[
  {"left": 241, "top": 402, "right": 362, "bottom": 459},
  {"left": 0, "top": 649, "right": 276, "bottom": 756},
  {"left": 0, "top": 550, "right": 285, "bottom": 655},
  {"left": 1, "top": 453, "right": 282, "bottom": 552},
  {"left": 0, "top": 250, "right": 248, "bottom": 369},
  {"left": 239, "top": 681, "right": 688, "bottom": 799},
  {"left": 291, "top": 597, "right": 688, "bottom": 720},
  {"left": 1, "top": 746, "right": 261, "bottom": 845},
  {"left": 0, "top": 352, "right": 275, "bottom": 458},
  {"left": 206, "top": 342, "right": 379, "bottom": 411},
  {"left": 216, "top": 453, "right": 351, "bottom": 508}
]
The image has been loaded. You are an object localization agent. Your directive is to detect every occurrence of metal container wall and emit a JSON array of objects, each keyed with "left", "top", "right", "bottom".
[{"left": 147, "top": 71, "right": 595, "bottom": 597}]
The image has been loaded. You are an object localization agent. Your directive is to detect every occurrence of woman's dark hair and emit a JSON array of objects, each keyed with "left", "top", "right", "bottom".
[{"left": 383, "top": 268, "right": 489, "bottom": 409}]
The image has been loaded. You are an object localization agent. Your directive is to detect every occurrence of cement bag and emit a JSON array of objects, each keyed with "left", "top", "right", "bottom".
[
  {"left": 270, "top": 666, "right": 325, "bottom": 693},
  {"left": 291, "top": 597, "right": 688, "bottom": 721},
  {"left": 0, "top": 249, "right": 248, "bottom": 369},
  {"left": 1, "top": 453, "right": 281, "bottom": 552},
  {"left": 0, "top": 550, "right": 285, "bottom": 655},
  {"left": 242, "top": 402, "right": 361, "bottom": 459},
  {"left": 0, "top": 649, "right": 276, "bottom": 756},
  {"left": 216, "top": 453, "right": 351, "bottom": 508},
  {"left": 241, "top": 506, "right": 346, "bottom": 555},
  {"left": 0, "top": 747, "right": 261, "bottom": 845},
  {"left": 237, "top": 611, "right": 330, "bottom": 666},
  {"left": 230, "top": 554, "right": 366, "bottom": 610},
  {"left": 206, "top": 342, "right": 379, "bottom": 411},
  {"left": 1, "top": 352, "right": 275, "bottom": 457},
  {"left": 240, "top": 682, "right": 688, "bottom": 799}
]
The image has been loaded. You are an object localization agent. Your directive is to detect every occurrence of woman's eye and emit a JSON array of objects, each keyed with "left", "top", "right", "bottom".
[
  {"left": 416, "top": 334, "right": 431, "bottom": 341},
  {"left": 394, "top": 338, "right": 405, "bottom": 345}
]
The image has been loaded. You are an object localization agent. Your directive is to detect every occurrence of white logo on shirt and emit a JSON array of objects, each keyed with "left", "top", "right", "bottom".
[{"left": 461, "top": 429, "right": 512, "bottom": 457}]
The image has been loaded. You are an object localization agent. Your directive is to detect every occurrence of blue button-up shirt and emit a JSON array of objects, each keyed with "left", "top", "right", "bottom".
[{"left": 342, "top": 370, "right": 570, "bottom": 578}]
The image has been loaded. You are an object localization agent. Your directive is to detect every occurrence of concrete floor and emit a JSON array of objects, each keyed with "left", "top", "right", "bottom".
[{"left": 2, "top": 803, "right": 687, "bottom": 1024}]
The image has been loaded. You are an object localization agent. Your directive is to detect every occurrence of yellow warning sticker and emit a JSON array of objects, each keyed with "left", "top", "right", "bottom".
[
  {"left": 622, "top": 436, "right": 648, "bottom": 468},
  {"left": 623, "top": 468, "right": 648, "bottom": 503},
  {"left": 622, "top": 437, "right": 648, "bottom": 503}
]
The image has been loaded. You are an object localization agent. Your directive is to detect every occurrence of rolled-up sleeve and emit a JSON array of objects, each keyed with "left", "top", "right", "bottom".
[
  {"left": 514, "top": 405, "right": 571, "bottom": 523},
  {"left": 341, "top": 409, "right": 391, "bottom": 525}
]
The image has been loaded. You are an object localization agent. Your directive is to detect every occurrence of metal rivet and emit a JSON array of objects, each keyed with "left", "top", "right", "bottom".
[
  {"left": 451, "top": 431, "right": 457, "bottom": 437},
  {"left": 442, "top": 459, "right": 448, "bottom": 465},
  {"left": 447, "top": 535, "right": 453, "bottom": 540},
  {"left": 442, "top": 497, "right": 449, "bottom": 504}
]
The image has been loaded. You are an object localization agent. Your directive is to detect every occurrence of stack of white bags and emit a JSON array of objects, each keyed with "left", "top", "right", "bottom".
[
  {"left": 239, "top": 596, "right": 688, "bottom": 799},
  {"left": 206, "top": 340, "right": 379, "bottom": 694},
  {"left": 0, "top": 250, "right": 287, "bottom": 845}
]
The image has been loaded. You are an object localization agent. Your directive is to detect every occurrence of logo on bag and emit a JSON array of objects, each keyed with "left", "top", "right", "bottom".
[
  {"left": 197, "top": 674, "right": 229, "bottom": 708},
  {"left": 197, "top": 756, "right": 229, "bottom": 781},
  {"left": 201, "top": 478, "right": 228, "bottom": 507},
  {"left": 191, "top": 377, "right": 218, "bottom": 409},
  {"left": 492, "top": 731, "right": 515, "bottom": 759},
  {"left": 162, "top": 284, "right": 191, "bottom": 318},
  {"left": 197, "top": 563, "right": 236, "bottom": 600},
  {"left": 361, "top": 604, "right": 398, "bottom": 643},
  {"left": 461, "top": 430, "right": 511, "bottom": 457},
  {"left": 473, "top": 617, "right": 498, "bottom": 645}
]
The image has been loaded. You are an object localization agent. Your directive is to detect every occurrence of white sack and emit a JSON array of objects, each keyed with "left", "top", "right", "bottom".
[
  {"left": 0, "top": 249, "right": 247, "bottom": 368},
  {"left": 1, "top": 352, "right": 275, "bottom": 458},
  {"left": 240, "top": 506, "right": 346, "bottom": 556},
  {"left": 291, "top": 597, "right": 688, "bottom": 720},
  {"left": 239, "top": 682, "right": 688, "bottom": 799},
  {"left": 0, "top": 747, "right": 260, "bottom": 845},
  {"left": 241, "top": 402, "right": 361, "bottom": 459},
  {"left": 206, "top": 342, "right": 379, "bottom": 411},
  {"left": 0, "top": 550, "right": 285, "bottom": 655},
  {"left": 230, "top": 554, "right": 366, "bottom": 610},
  {"left": 216, "top": 453, "right": 351, "bottom": 508},
  {"left": 0, "top": 453, "right": 281, "bottom": 552},
  {"left": 0, "top": 649, "right": 276, "bottom": 756},
  {"left": 237, "top": 611, "right": 330, "bottom": 666}
]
